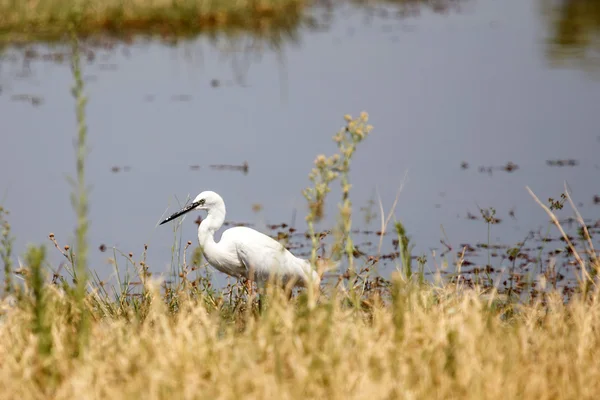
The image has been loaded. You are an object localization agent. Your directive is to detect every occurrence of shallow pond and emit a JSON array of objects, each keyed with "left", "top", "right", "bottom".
[{"left": 1, "top": 0, "right": 599, "bottom": 289}]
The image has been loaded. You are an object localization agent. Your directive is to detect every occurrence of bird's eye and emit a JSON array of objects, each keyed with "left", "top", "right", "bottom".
[{"left": 199, "top": 199, "right": 205, "bottom": 205}]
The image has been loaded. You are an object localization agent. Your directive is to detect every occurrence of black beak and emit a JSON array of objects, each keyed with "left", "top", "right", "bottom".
[{"left": 160, "top": 201, "right": 201, "bottom": 225}]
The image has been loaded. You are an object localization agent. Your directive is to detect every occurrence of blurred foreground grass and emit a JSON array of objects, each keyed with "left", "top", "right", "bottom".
[{"left": 2, "top": 275, "right": 600, "bottom": 399}]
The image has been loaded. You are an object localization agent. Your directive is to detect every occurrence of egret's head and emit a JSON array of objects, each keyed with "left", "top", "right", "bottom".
[
  {"left": 192, "top": 191, "right": 224, "bottom": 211},
  {"left": 159, "top": 190, "right": 225, "bottom": 225}
]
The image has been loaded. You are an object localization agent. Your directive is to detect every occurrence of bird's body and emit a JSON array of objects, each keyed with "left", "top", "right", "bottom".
[{"left": 161, "top": 191, "right": 320, "bottom": 290}]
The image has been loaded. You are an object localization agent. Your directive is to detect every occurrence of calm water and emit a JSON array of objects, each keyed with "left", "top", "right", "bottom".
[{"left": 1, "top": 0, "right": 599, "bottom": 286}]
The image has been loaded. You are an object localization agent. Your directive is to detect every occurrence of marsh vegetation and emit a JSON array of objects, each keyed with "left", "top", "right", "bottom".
[{"left": 2, "top": 0, "right": 600, "bottom": 398}]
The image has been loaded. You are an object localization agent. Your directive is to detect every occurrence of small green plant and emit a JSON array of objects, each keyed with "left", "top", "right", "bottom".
[
  {"left": 0, "top": 206, "right": 14, "bottom": 295},
  {"left": 416, "top": 254, "right": 427, "bottom": 285},
  {"left": 303, "top": 153, "right": 339, "bottom": 270},
  {"left": 395, "top": 221, "right": 413, "bottom": 279},
  {"left": 535, "top": 192, "right": 568, "bottom": 276},
  {"left": 25, "top": 245, "right": 52, "bottom": 357},
  {"left": 548, "top": 193, "right": 567, "bottom": 210},
  {"left": 479, "top": 206, "right": 498, "bottom": 286}
]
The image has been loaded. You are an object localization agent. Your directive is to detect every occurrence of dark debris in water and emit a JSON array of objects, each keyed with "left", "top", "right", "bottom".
[
  {"left": 172, "top": 94, "right": 192, "bottom": 102},
  {"left": 503, "top": 161, "right": 519, "bottom": 172},
  {"left": 476, "top": 161, "right": 519, "bottom": 175},
  {"left": 210, "top": 161, "right": 249, "bottom": 175},
  {"left": 99, "top": 63, "right": 118, "bottom": 71},
  {"left": 546, "top": 159, "right": 579, "bottom": 167},
  {"left": 111, "top": 166, "right": 132, "bottom": 173},
  {"left": 11, "top": 94, "right": 43, "bottom": 106}
]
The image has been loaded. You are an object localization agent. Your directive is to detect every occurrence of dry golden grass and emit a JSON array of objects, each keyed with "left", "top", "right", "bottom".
[{"left": 1, "top": 276, "right": 600, "bottom": 400}]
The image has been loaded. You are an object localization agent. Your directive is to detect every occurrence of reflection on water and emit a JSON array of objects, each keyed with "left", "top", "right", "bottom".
[
  {"left": 0, "top": 0, "right": 599, "bottom": 291},
  {"left": 543, "top": 0, "right": 600, "bottom": 74},
  {"left": 0, "top": 0, "right": 469, "bottom": 90}
]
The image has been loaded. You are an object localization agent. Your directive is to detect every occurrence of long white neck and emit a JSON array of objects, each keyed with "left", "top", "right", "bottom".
[{"left": 197, "top": 204, "right": 226, "bottom": 248}]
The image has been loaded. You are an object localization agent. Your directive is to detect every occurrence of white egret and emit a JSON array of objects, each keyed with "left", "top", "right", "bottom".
[{"left": 160, "top": 191, "right": 320, "bottom": 293}]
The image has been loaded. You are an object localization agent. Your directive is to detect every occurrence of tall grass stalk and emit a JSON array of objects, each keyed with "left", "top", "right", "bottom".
[
  {"left": 479, "top": 206, "right": 497, "bottom": 286},
  {"left": 535, "top": 193, "right": 567, "bottom": 276},
  {"left": 331, "top": 112, "right": 373, "bottom": 275},
  {"left": 302, "top": 112, "right": 372, "bottom": 306},
  {"left": 70, "top": 28, "right": 90, "bottom": 354},
  {"left": 527, "top": 186, "right": 599, "bottom": 296},
  {"left": 303, "top": 152, "right": 338, "bottom": 308}
]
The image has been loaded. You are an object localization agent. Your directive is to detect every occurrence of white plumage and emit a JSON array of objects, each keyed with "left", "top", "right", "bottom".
[{"left": 160, "top": 191, "right": 320, "bottom": 290}]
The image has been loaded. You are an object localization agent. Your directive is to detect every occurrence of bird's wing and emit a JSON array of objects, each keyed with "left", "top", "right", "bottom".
[
  {"left": 234, "top": 233, "right": 290, "bottom": 283},
  {"left": 235, "top": 239, "right": 283, "bottom": 270},
  {"left": 235, "top": 245, "right": 252, "bottom": 275},
  {"left": 235, "top": 243, "right": 265, "bottom": 283},
  {"left": 225, "top": 226, "right": 314, "bottom": 287}
]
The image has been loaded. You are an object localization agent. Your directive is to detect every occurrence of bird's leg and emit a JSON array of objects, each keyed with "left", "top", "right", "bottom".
[
  {"left": 246, "top": 265, "right": 257, "bottom": 298},
  {"left": 245, "top": 278, "right": 254, "bottom": 296},
  {"left": 257, "top": 294, "right": 263, "bottom": 314},
  {"left": 283, "top": 280, "right": 295, "bottom": 301}
]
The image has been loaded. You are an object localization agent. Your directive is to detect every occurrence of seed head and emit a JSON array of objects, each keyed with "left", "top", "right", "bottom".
[{"left": 315, "top": 154, "right": 327, "bottom": 167}]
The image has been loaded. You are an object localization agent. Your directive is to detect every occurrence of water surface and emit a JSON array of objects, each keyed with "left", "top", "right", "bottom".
[{"left": 1, "top": 0, "right": 599, "bottom": 287}]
